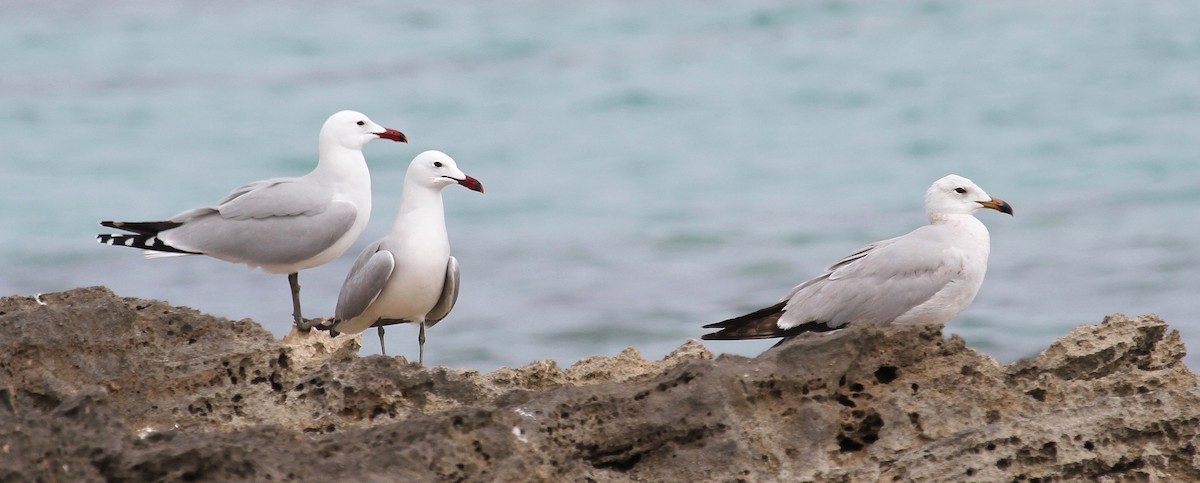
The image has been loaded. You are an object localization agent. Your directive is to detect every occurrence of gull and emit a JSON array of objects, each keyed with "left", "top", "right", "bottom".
[
  {"left": 97, "top": 110, "right": 407, "bottom": 330},
  {"left": 702, "top": 174, "right": 1012, "bottom": 344},
  {"left": 322, "top": 150, "right": 483, "bottom": 365}
]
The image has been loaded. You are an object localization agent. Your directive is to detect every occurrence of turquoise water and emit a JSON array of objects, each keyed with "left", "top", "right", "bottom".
[{"left": 3, "top": 1, "right": 1199, "bottom": 370}]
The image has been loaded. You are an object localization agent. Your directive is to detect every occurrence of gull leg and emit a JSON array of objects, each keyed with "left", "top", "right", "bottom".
[
  {"left": 288, "top": 273, "right": 311, "bottom": 331},
  {"left": 418, "top": 321, "right": 426, "bottom": 367},
  {"left": 378, "top": 325, "right": 387, "bottom": 356}
]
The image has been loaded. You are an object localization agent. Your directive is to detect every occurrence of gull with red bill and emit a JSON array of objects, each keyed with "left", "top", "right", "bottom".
[
  {"left": 320, "top": 150, "right": 484, "bottom": 365},
  {"left": 97, "top": 110, "right": 407, "bottom": 330},
  {"left": 703, "top": 174, "right": 1012, "bottom": 345}
]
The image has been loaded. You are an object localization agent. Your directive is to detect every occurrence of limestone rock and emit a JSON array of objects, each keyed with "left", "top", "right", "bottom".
[{"left": 1, "top": 287, "right": 1197, "bottom": 481}]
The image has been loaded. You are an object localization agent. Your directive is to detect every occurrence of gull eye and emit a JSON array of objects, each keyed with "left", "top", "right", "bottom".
[
  {"left": 954, "top": 187, "right": 967, "bottom": 194},
  {"left": 356, "top": 120, "right": 365, "bottom": 126},
  {"left": 434, "top": 161, "right": 443, "bottom": 168}
]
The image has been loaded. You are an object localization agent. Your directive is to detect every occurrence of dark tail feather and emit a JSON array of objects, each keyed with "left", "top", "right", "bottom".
[
  {"left": 702, "top": 301, "right": 838, "bottom": 341},
  {"left": 96, "top": 233, "right": 199, "bottom": 255},
  {"left": 99, "top": 220, "right": 183, "bottom": 236}
]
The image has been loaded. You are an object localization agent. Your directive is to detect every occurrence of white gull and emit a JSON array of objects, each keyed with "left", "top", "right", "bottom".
[
  {"left": 703, "top": 174, "right": 1012, "bottom": 343},
  {"left": 323, "top": 150, "right": 483, "bottom": 365},
  {"left": 97, "top": 110, "right": 406, "bottom": 330}
]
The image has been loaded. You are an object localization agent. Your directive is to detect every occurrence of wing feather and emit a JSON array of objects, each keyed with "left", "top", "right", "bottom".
[
  {"left": 334, "top": 240, "right": 394, "bottom": 322},
  {"left": 217, "top": 178, "right": 332, "bottom": 220},
  {"left": 778, "top": 225, "right": 964, "bottom": 330},
  {"left": 158, "top": 201, "right": 357, "bottom": 265},
  {"left": 425, "top": 256, "right": 460, "bottom": 325}
]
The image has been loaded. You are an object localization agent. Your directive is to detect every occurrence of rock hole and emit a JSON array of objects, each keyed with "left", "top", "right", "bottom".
[
  {"left": 836, "top": 394, "right": 856, "bottom": 407},
  {"left": 908, "top": 412, "right": 922, "bottom": 431},
  {"left": 592, "top": 452, "right": 643, "bottom": 472},
  {"left": 874, "top": 366, "right": 899, "bottom": 384},
  {"left": 1041, "top": 441, "right": 1058, "bottom": 461},
  {"left": 985, "top": 410, "right": 1001, "bottom": 424},
  {"left": 837, "top": 436, "right": 864, "bottom": 452},
  {"left": 848, "top": 383, "right": 864, "bottom": 393},
  {"left": 1025, "top": 388, "right": 1047, "bottom": 401},
  {"left": 1084, "top": 441, "right": 1095, "bottom": 451}
]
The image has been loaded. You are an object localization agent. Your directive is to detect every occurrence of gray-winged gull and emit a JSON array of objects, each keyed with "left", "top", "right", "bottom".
[
  {"left": 321, "top": 150, "right": 483, "bottom": 365},
  {"left": 703, "top": 174, "right": 1012, "bottom": 343},
  {"left": 97, "top": 110, "right": 407, "bottom": 330}
]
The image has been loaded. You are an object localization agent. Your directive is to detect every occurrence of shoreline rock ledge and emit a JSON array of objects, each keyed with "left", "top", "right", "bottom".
[{"left": 2, "top": 287, "right": 1198, "bottom": 482}]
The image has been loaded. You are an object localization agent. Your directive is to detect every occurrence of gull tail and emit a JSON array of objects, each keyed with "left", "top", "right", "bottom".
[
  {"left": 701, "top": 301, "right": 838, "bottom": 341},
  {"left": 97, "top": 220, "right": 200, "bottom": 257}
]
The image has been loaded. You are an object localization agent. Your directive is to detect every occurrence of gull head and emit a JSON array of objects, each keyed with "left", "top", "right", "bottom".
[
  {"left": 925, "top": 174, "right": 1013, "bottom": 222},
  {"left": 320, "top": 110, "right": 407, "bottom": 151},
  {"left": 408, "top": 150, "right": 484, "bottom": 193}
]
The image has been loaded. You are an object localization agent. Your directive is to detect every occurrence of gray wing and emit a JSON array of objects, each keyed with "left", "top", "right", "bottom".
[
  {"left": 216, "top": 177, "right": 332, "bottom": 220},
  {"left": 425, "top": 256, "right": 460, "bottom": 326},
  {"left": 777, "top": 226, "right": 964, "bottom": 330},
  {"left": 159, "top": 201, "right": 357, "bottom": 266},
  {"left": 334, "top": 239, "right": 395, "bottom": 321}
]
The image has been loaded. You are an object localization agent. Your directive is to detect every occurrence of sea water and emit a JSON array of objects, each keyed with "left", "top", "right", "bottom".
[{"left": 2, "top": 0, "right": 1198, "bottom": 370}]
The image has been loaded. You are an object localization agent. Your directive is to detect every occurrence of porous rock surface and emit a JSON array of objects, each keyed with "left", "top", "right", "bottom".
[{"left": 1, "top": 286, "right": 1197, "bottom": 481}]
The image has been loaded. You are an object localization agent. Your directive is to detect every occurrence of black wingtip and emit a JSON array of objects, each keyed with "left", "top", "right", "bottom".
[
  {"left": 98, "top": 220, "right": 183, "bottom": 236},
  {"left": 702, "top": 301, "right": 843, "bottom": 341},
  {"left": 95, "top": 232, "right": 199, "bottom": 254},
  {"left": 701, "top": 301, "right": 788, "bottom": 340}
]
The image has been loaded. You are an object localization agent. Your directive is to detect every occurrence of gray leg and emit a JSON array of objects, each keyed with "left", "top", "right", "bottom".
[
  {"left": 377, "top": 325, "right": 387, "bottom": 356},
  {"left": 418, "top": 321, "right": 426, "bottom": 366},
  {"left": 288, "top": 272, "right": 310, "bottom": 331}
]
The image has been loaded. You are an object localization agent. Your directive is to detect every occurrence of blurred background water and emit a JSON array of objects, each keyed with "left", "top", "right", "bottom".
[{"left": 2, "top": 0, "right": 1198, "bottom": 371}]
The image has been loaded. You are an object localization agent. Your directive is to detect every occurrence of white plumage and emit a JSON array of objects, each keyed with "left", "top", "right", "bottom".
[
  {"left": 98, "top": 110, "right": 407, "bottom": 329},
  {"left": 703, "top": 174, "right": 1012, "bottom": 343},
  {"left": 326, "top": 150, "right": 484, "bottom": 365}
]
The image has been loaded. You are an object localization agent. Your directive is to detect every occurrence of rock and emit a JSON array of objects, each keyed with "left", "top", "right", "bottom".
[{"left": 1, "top": 287, "right": 1198, "bottom": 481}]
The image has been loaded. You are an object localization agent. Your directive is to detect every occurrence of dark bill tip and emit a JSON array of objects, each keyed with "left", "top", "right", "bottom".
[
  {"left": 376, "top": 128, "right": 408, "bottom": 143},
  {"left": 458, "top": 175, "right": 484, "bottom": 193},
  {"left": 979, "top": 197, "right": 1013, "bottom": 216}
]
